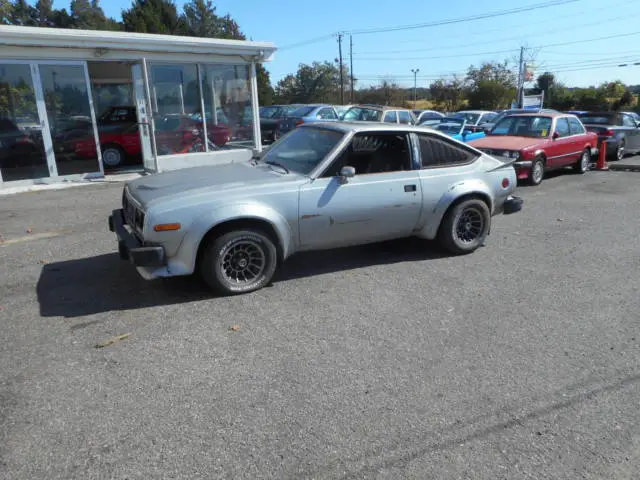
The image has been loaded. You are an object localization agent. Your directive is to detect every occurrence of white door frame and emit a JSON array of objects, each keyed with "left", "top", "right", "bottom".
[
  {"left": 0, "top": 59, "right": 103, "bottom": 187},
  {"left": 132, "top": 59, "right": 157, "bottom": 173}
]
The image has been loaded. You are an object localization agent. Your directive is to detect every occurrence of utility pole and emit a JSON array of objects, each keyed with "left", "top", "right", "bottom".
[
  {"left": 517, "top": 46, "right": 524, "bottom": 108},
  {"left": 411, "top": 68, "right": 420, "bottom": 104},
  {"left": 350, "top": 35, "right": 354, "bottom": 103},
  {"left": 338, "top": 33, "right": 344, "bottom": 105}
]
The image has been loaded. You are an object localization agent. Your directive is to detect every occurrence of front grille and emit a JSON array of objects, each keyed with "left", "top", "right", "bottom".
[
  {"left": 479, "top": 148, "right": 503, "bottom": 156},
  {"left": 122, "top": 189, "right": 145, "bottom": 232}
]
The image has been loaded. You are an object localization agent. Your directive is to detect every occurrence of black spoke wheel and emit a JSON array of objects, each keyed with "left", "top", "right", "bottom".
[
  {"left": 438, "top": 198, "right": 491, "bottom": 255},
  {"left": 200, "top": 229, "right": 278, "bottom": 295}
]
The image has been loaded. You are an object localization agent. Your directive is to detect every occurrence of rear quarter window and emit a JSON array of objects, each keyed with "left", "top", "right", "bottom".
[{"left": 417, "top": 134, "right": 478, "bottom": 168}]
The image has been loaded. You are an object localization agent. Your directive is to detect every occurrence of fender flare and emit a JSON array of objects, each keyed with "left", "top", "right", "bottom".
[
  {"left": 421, "top": 179, "right": 494, "bottom": 239},
  {"left": 176, "top": 202, "right": 294, "bottom": 274}
]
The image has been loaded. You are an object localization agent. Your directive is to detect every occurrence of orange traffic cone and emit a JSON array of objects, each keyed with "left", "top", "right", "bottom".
[{"left": 594, "top": 140, "right": 609, "bottom": 171}]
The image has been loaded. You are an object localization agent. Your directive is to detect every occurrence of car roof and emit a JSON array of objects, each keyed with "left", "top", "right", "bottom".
[
  {"left": 506, "top": 112, "right": 571, "bottom": 118},
  {"left": 299, "top": 121, "right": 451, "bottom": 136},
  {"left": 348, "top": 104, "right": 411, "bottom": 111},
  {"left": 456, "top": 110, "right": 494, "bottom": 114},
  {"left": 575, "top": 111, "right": 615, "bottom": 116}
]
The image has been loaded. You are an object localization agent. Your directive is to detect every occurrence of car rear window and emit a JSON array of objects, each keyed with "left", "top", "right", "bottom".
[
  {"left": 290, "top": 106, "right": 317, "bottom": 117},
  {"left": 577, "top": 115, "right": 613, "bottom": 125}
]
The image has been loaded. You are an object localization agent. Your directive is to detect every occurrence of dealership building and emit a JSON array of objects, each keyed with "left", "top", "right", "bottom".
[{"left": 0, "top": 25, "right": 276, "bottom": 188}]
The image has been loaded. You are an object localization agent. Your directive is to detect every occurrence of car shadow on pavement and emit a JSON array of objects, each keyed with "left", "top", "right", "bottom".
[
  {"left": 37, "top": 239, "right": 448, "bottom": 318},
  {"left": 275, "top": 237, "right": 448, "bottom": 283},
  {"left": 37, "top": 253, "right": 211, "bottom": 318}
]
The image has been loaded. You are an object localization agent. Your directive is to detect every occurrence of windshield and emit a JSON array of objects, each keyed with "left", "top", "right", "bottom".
[
  {"left": 260, "top": 127, "right": 344, "bottom": 175},
  {"left": 435, "top": 121, "right": 463, "bottom": 135},
  {"left": 449, "top": 112, "right": 481, "bottom": 124},
  {"left": 290, "top": 106, "right": 317, "bottom": 118},
  {"left": 260, "top": 106, "right": 281, "bottom": 118},
  {"left": 490, "top": 115, "right": 553, "bottom": 138},
  {"left": 577, "top": 115, "right": 613, "bottom": 125},
  {"left": 342, "top": 107, "right": 383, "bottom": 122}
]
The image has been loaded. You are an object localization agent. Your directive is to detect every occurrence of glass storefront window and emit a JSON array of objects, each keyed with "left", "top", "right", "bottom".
[
  {"left": 0, "top": 64, "right": 50, "bottom": 182},
  {"left": 149, "top": 63, "right": 205, "bottom": 156},
  {"left": 201, "top": 64, "right": 253, "bottom": 150},
  {"left": 39, "top": 64, "right": 101, "bottom": 176}
]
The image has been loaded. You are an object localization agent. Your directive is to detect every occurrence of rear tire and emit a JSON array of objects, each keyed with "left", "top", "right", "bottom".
[
  {"left": 438, "top": 198, "right": 491, "bottom": 255},
  {"left": 200, "top": 229, "right": 278, "bottom": 295},
  {"left": 573, "top": 149, "right": 590, "bottom": 174},
  {"left": 529, "top": 157, "right": 545, "bottom": 186}
]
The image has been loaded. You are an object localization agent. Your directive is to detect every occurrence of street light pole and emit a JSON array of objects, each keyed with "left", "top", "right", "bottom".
[{"left": 411, "top": 68, "right": 419, "bottom": 105}]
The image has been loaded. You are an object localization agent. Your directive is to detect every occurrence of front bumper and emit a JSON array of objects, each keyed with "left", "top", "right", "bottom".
[{"left": 108, "top": 209, "right": 165, "bottom": 267}]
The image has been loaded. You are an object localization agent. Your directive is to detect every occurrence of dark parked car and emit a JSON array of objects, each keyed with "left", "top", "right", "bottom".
[
  {"left": 0, "top": 118, "right": 39, "bottom": 170},
  {"left": 576, "top": 111, "right": 640, "bottom": 160},
  {"left": 259, "top": 104, "right": 303, "bottom": 142}
]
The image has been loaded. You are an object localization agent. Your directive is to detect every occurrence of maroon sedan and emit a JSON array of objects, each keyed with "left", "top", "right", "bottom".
[{"left": 468, "top": 113, "right": 598, "bottom": 186}]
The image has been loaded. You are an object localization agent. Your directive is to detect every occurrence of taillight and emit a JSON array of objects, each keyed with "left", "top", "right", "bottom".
[
  {"left": 16, "top": 136, "right": 30, "bottom": 144},
  {"left": 296, "top": 119, "right": 304, "bottom": 126},
  {"left": 502, "top": 178, "right": 510, "bottom": 188},
  {"left": 603, "top": 129, "right": 615, "bottom": 137}
]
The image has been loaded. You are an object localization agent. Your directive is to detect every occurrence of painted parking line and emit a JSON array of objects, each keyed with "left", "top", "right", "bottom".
[{"left": 0, "top": 229, "right": 73, "bottom": 246}]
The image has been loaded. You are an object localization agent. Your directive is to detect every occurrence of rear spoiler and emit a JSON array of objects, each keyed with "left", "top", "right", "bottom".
[{"left": 485, "top": 155, "right": 517, "bottom": 172}]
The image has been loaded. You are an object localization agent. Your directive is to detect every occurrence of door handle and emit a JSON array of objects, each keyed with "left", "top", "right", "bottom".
[{"left": 404, "top": 184, "right": 416, "bottom": 192}]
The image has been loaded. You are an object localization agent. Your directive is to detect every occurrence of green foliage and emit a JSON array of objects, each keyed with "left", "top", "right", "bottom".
[
  {"left": 274, "top": 61, "right": 349, "bottom": 104},
  {"left": 429, "top": 77, "right": 466, "bottom": 111},
  {"left": 465, "top": 61, "right": 516, "bottom": 110},
  {"left": 122, "top": 0, "right": 187, "bottom": 35}
]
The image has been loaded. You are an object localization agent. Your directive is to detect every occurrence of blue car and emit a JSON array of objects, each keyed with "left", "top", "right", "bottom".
[
  {"left": 432, "top": 118, "right": 486, "bottom": 143},
  {"left": 277, "top": 104, "right": 340, "bottom": 135}
]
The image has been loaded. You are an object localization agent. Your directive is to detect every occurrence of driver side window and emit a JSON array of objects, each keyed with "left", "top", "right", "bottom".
[
  {"left": 321, "top": 133, "right": 412, "bottom": 177},
  {"left": 554, "top": 118, "right": 571, "bottom": 137}
]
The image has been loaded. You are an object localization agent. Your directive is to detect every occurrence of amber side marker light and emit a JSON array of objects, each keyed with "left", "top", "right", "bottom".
[{"left": 153, "top": 223, "right": 181, "bottom": 232}]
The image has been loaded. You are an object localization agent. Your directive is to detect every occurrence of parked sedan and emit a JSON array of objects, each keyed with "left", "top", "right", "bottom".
[
  {"left": 259, "top": 104, "right": 302, "bottom": 143},
  {"left": 415, "top": 110, "right": 445, "bottom": 125},
  {"left": 109, "top": 122, "right": 522, "bottom": 295},
  {"left": 468, "top": 112, "right": 597, "bottom": 186},
  {"left": 432, "top": 118, "right": 486, "bottom": 143},
  {"left": 478, "top": 108, "right": 557, "bottom": 133},
  {"left": 448, "top": 110, "right": 498, "bottom": 132},
  {"left": 342, "top": 105, "right": 417, "bottom": 125},
  {"left": 277, "top": 104, "right": 340, "bottom": 135},
  {"left": 575, "top": 111, "right": 640, "bottom": 160}
]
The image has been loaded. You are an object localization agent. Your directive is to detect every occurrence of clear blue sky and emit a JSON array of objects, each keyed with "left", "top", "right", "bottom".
[{"left": 53, "top": 0, "right": 640, "bottom": 88}]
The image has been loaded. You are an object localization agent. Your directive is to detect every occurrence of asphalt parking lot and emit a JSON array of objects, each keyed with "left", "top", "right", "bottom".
[{"left": 2, "top": 163, "right": 640, "bottom": 479}]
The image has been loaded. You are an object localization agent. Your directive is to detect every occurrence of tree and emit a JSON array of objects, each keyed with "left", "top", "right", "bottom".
[
  {"left": 429, "top": 76, "right": 466, "bottom": 111},
  {"left": 34, "top": 0, "right": 53, "bottom": 26},
  {"left": 619, "top": 90, "right": 634, "bottom": 107},
  {"left": 70, "top": 0, "right": 94, "bottom": 29},
  {"left": 274, "top": 61, "right": 346, "bottom": 104},
  {"left": 465, "top": 61, "right": 516, "bottom": 110},
  {"left": 9, "top": 0, "right": 35, "bottom": 26},
  {"left": 122, "top": 0, "right": 186, "bottom": 35},
  {"left": 256, "top": 64, "right": 273, "bottom": 106},
  {"left": 183, "top": 0, "right": 218, "bottom": 37},
  {"left": 0, "top": 0, "right": 11, "bottom": 24}
]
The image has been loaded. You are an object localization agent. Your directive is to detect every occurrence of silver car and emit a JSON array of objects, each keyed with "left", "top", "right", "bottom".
[{"left": 109, "top": 122, "right": 523, "bottom": 295}]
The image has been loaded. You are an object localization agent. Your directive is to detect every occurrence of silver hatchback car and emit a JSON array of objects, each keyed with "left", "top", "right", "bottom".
[{"left": 109, "top": 122, "right": 522, "bottom": 295}]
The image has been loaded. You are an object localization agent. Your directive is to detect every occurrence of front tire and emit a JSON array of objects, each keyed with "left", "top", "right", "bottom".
[
  {"left": 200, "top": 229, "right": 278, "bottom": 295},
  {"left": 529, "top": 157, "right": 545, "bottom": 186},
  {"left": 438, "top": 198, "right": 491, "bottom": 255},
  {"left": 573, "top": 149, "right": 590, "bottom": 174},
  {"left": 101, "top": 144, "right": 126, "bottom": 169}
]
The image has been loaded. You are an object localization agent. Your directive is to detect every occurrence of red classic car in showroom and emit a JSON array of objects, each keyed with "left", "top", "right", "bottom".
[
  {"left": 468, "top": 112, "right": 598, "bottom": 186},
  {"left": 56, "top": 106, "right": 232, "bottom": 169}
]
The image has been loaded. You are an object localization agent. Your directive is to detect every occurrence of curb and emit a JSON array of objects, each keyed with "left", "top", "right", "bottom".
[{"left": 609, "top": 164, "right": 640, "bottom": 172}]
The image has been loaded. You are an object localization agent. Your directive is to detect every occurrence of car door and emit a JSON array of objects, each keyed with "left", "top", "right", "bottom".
[
  {"left": 548, "top": 117, "right": 576, "bottom": 167},
  {"left": 383, "top": 110, "right": 398, "bottom": 124},
  {"left": 316, "top": 107, "right": 339, "bottom": 122},
  {"left": 621, "top": 113, "right": 640, "bottom": 150},
  {"left": 298, "top": 132, "right": 423, "bottom": 250},
  {"left": 398, "top": 110, "right": 413, "bottom": 125}
]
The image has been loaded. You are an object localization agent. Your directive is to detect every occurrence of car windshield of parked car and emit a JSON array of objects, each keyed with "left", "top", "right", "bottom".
[
  {"left": 290, "top": 106, "right": 317, "bottom": 118},
  {"left": 449, "top": 112, "right": 481, "bottom": 124},
  {"left": 435, "top": 122, "right": 463, "bottom": 135},
  {"left": 342, "top": 107, "right": 383, "bottom": 122},
  {"left": 260, "top": 106, "right": 281, "bottom": 118},
  {"left": 490, "top": 116, "right": 553, "bottom": 138},
  {"left": 577, "top": 115, "right": 613, "bottom": 125},
  {"left": 259, "top": 127, "right": 344, "bottom": 175}
]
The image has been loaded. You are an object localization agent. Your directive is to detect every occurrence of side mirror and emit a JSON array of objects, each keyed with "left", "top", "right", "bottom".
[
  {"left": 338, "top": 165, "right": 356, "bottom": 184},
  {"left": 552, "top": 131, "right": 560, "bottom": 140}
]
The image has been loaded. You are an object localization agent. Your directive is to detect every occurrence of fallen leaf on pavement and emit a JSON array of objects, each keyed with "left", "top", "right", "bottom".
[
  {"left": 229, "top": 325, "right": 241, "bottom": 332},
  {"left": 26, "top": 228, "right": 33, "bottom": 234},
  {"left": 94, "top": 333, "right": 131, "bottom": 349},
  {"left": 39, "top": 260, "right": 49, "bottom": 265}
]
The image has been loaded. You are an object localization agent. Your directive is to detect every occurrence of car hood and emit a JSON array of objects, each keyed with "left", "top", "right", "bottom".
[
  {"left": 126, "top": 162, "right": 303, "bottom": 208},
  {"left": 468, "top": 135, "right": 543, "bottom": 150}
]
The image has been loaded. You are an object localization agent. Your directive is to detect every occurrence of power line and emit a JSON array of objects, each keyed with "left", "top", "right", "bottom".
[
  {"left": 276, "top": 0, "right": 579, "bottom": 51},
  {"left": 352, "top": 31, "right": 640, "bottom": 61},
  {"left": 390, "top": 0, "right": 639, "bottom": 45},
  {"left": 345, "top": 0, "right": 579, "bottom": 35},
  {"left": 354, "top": 12, "right": 630, "bottom": 56}
]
